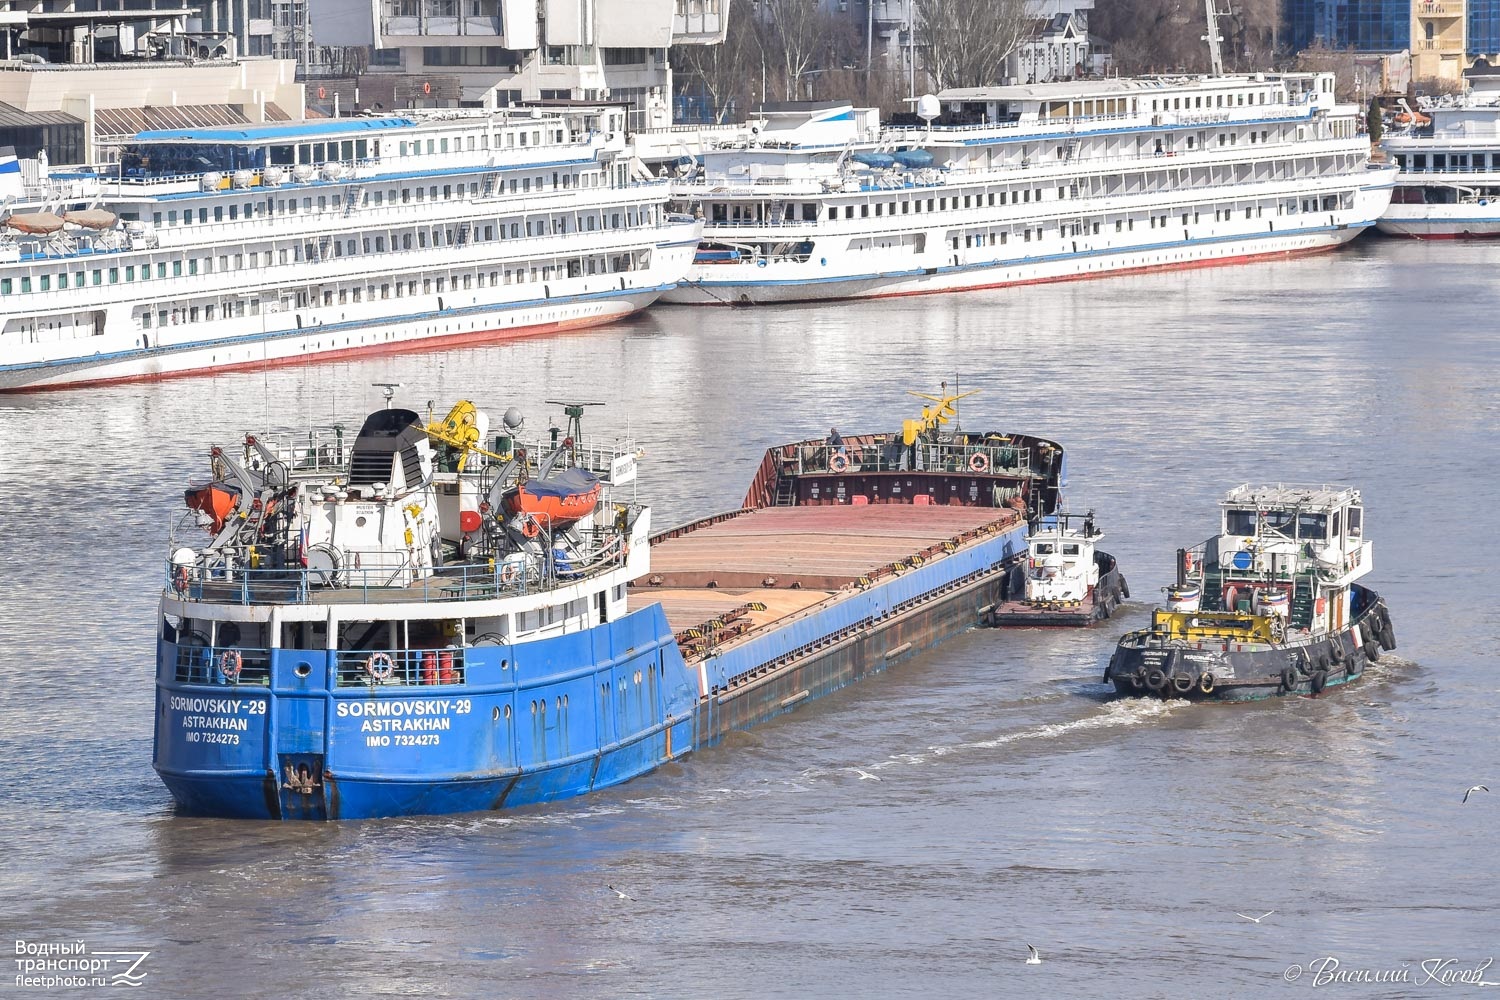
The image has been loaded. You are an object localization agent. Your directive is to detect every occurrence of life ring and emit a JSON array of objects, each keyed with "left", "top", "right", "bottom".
[
  {"left": 1171, "top": 672, "right": 1195, "bottom": 694},
  {"left": 500, "top": 561, "right": 519, "bottom": 584},
  {"left": 969, "top": 451, "right": 990, "bottom": 474},
  {"left": 422, "top": 81, "right": 432, "bottom": 96},
  {"left": 1144, "top": 667, "right": 1167, "bottom": 691},
  {"left": 219, "top": 649, "right": 242, "bottom": 681},
  {"left": 1198, "top": 672, "right": 1216, "bottom": 694},
  {"left": 829, "top": 452, "right": 849, "bottom": 473},
  {"left": 1309, "top": 670, "right": 1328, "bottom": 695},
  {"left": 173, "top": 565, "right": 189, "bottom": 594},
  {"left": 317, "top": 86, "right": 326, "bottom": 100},
  {"left": 365, "top": 651, "right": 395, "bottom": 681},
  {"left": 1280, "top": 665, "right": 1299, "bottom": 692}
]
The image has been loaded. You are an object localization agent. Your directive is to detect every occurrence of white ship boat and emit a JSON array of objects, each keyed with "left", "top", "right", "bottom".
[
  {"left": 1379, "top": 96, "right": 1500, "bottom": 238},
  {"left": 0, "top": 107, "right": 701, "bottom": 391},
  {"left": 664, "top": 73, "right": 1394, "bottom": 306}
]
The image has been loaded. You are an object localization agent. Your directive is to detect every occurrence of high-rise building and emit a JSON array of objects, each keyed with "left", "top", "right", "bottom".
[{"left": 1283, "top": 0, "right": 1485, "bottom": 85}]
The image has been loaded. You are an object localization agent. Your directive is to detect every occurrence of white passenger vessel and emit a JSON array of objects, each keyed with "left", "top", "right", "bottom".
[
  {"left": 0, "top": 107, "right": 700, "bottom": 391},
  {"left": 1379, "top": 96, "right": 1500, "bottom": 238},
  {"left": 664, "top": 73, "right": 1394, "bottom": 306}
]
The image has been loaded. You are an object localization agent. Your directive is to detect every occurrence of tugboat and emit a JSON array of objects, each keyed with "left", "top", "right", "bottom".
[
  {"left": 1105, "top": 484, "right": 1396, "bottom": 700},
  {"left": 985, "top": 512, "right": 1127, "bottom": 626}
]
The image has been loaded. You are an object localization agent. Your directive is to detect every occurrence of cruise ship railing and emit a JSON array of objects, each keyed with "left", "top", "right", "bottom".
[{"left": 334, "top": 647, "right": 467, "bottom": 688}]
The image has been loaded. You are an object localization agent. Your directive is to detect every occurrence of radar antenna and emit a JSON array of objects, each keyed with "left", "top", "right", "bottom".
[
  {"left": 544, "top": 400, "right": 605, "bottom": 446},
  {"left": 372, "top": 382, "right": 401, "bottom": 408}
]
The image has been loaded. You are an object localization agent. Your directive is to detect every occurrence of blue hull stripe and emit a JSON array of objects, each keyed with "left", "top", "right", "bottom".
[
  {"left": 684, "top": 219, "right": 1373, "bottom": 290},
  {"left": 0, "top": 281, "right": 673, "bottom": 374}
]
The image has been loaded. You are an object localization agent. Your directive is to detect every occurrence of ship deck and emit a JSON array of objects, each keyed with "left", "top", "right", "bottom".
[{"left": 641, "top": 504, "right": 1020, "bottom": 640}]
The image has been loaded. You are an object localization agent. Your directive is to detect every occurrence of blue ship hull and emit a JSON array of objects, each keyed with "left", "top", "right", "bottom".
[{"left": 154, "top": 518, "right": 1027, "bottom": 821}]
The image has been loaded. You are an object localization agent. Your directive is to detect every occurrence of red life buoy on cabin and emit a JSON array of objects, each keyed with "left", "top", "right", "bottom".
[
  {"left": 829, "top": 452, "right": 849, "bottom": 473},
  {"left": 317, "top": 86, "right": 326, "bottom": 100},
  {"left": 219, "top": 649, "right": 243, "bottom": 681},
  {"left": 423, "top": 81, "right": 432, "bottom": 96},
  {"left": 969, "top": 451, "right": 990, "bottom": 474}
]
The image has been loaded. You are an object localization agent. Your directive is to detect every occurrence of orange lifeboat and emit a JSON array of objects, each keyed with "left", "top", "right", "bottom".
[
  {"left": 501, "top": 468, "right": 601, "bottom": 529},
  {"left": 184, "top": 483, "right": 240, "bottom": 533}
]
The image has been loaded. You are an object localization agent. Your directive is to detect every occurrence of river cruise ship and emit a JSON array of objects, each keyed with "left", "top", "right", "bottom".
[
  {"left": 0, "top": 108, "right": 700, "bottom": 391},
  {"left": 664, "top": 73, "right": 1394, "bottom": 305},
  {"left": 1379, "top": 96, "right": 1500, "bottom": 238}
]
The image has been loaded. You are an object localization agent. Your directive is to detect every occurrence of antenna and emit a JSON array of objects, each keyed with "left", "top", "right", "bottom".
[
  {"left": 372, "top": 382, "right": 400, "bottom": 408},
  {"left": 1202, "top": 0, "right": 1227, "bottom": 76},
  {"left": 544, "top": 399, "right": 604, "bottom": 444}
]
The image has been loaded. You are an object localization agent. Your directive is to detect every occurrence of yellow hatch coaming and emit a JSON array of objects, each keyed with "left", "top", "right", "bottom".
[{"left": 1151, "top": 609, "right": 1280, "bottom": 644}]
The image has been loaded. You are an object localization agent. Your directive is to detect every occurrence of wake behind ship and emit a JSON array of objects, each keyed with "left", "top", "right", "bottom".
[
  {"left": 154, "top": 388, "right": 1067, "bottom": 820},
  {"left": 0, "top": 106, "right": 699, "bottom": 391}
]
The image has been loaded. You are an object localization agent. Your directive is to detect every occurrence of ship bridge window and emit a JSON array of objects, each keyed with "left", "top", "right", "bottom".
[
  {"left": 1347, "top": 507, "right": 1362, "bottom": 537},
  {"left": 1225, "top": 509, "right": 1256, "bottom": 535},
  {"left": 1033, "top": 542, "right": 1055, "bottom": 554},
  {"left": 1063, "top": 543, "right": 1080, "bottom": 555},
  {"left": 1263, "top": 510, "right": 1294, "bottom": 537},
  {"left": 1296, "top": 512, "right": 1328, "bottom": 541}
]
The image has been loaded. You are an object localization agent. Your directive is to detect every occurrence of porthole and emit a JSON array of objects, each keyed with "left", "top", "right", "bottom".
[
  {"left": 492, "top": 706, "right": 501, "bottom": 721},
  {"left": 294, "top": 662, "right": 312, "bottom": 678},
  {"left": 634, "top": 670, "right": 642, "bottom": 685},
  {"left": 501, "top": 658, "right": 509, "bottom": 670},
  {"left": 530, "top": 700, "right": 536, "bottom": 715},
  {"left": 503, "top": 705, "right": 512, "bottom": 720}
]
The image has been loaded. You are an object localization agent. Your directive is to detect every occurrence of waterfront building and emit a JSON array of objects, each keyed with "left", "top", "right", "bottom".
[
  {"left": 301, "top": 0, "right": 726, "bottom": 127},
  {"left": 1281, "top": 0, "right": 1500, "bottom": 86}
]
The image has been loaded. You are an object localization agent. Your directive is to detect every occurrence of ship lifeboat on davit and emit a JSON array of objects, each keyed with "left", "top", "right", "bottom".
[
  {"left": 502, "top": 468, "right": 601, "bottom": 530},
  {"left": 184, "top": 482, "right": 240, "bottom": 533}
]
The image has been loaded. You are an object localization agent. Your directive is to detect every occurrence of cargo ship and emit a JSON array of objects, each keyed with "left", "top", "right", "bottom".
[
  {"left": 153, "top": 387, "right": 1066, "bottom": 819},
  {"left": 1104, "top": 484, "right": 1396, "bottom": 701}
]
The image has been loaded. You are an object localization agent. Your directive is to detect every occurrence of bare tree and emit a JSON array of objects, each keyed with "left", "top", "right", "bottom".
[
  {"left": 1091, "top": 0, "right": 1280, "bottom": 75},
  {"left": 671, "top": 2, "right": 763, "bottom": 123},
  {"left": 761, "top": 0, "right": 833, "bottom": 99},
  {"left": 917, "top": 0, "right": 1037, "bottom": 90}
]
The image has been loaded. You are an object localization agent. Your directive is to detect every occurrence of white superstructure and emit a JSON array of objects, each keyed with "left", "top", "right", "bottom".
[
  {"left": 0, "top": 106, "right": 700, "bottom": 391},
  {"left": 1379, "top": 97, "right": 1500, "bottom": 238},
  {"left": 664, "top": 74, "right": 1394, "bottom": 305}
]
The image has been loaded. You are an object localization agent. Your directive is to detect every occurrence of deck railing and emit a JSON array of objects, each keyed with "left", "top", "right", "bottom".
[
  {"left": 777, "top": 438, "right": 1034, "bottom": 477},
  {"left": 174, "top": 643, "right": 272, "bottom": 685},
  {"left": 168, "top": 528, "right": 628, "bottom": 607},
  {"left": 335, "top": 647, "right": 467, "bottom": 687}
]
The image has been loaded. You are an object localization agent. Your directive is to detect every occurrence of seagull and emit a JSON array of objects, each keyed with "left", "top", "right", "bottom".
[
  {"left": 1026, "top": 944, "right": 1042, "bottom": 965},
  {"left": 851, "top": 768, "right": 881, "bottom": 781},
  {"left": 1235, "top": 911, "right": 1275, "bottom": 923},
  {"left": 607, "top": 885, "right": 634, "bottom": 901},
  {"left": 1464, "top": 785, "right": 1489, "bottom": 803}
]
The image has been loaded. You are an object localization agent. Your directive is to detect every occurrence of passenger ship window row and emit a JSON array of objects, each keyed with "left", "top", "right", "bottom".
[
  {"left": 131, "top": 249, "right": 650, "bottom": 332},
  {"left": 146, "top": 169, "right": 609, "bottom": 230},
  {"left": 1, "top": 202, "right": 664, "bottom": 298},
  {"left": 700, "top": 151, "right": 1363, "bottom": 228},
  {"left": 1394, "top": 152, "right": 1500, "bottom": 172}
]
